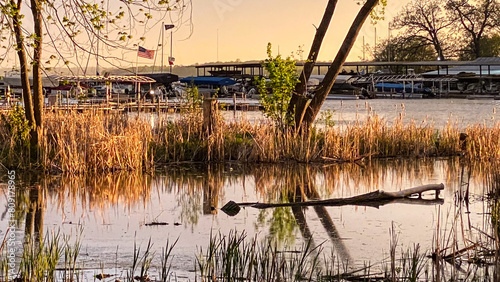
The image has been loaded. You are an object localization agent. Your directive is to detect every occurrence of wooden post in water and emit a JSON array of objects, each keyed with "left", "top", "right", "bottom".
[
  {"left": 203, "top": 93, "right": 218, "bottom": 136},
  {"left": 137, "top": 82, "right": 142, "bottom": 113},
  {"left": 157, "top": 91, "right": 160, "bottom": 116},
  {"left": 233, "top": 93, "right": 236, "bottom": 119}
]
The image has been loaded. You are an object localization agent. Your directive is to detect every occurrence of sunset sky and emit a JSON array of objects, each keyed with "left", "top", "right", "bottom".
[
  {"left": 0, "top": 0, "right": 416, "bottom": 72},
  {"left": 158, "top": 0, "right": 412, "bottom": 66}
]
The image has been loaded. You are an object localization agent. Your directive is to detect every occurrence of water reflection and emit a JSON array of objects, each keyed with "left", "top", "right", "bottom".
[{"left": 1, "top": 157, "right": 499, "bottom": 280}]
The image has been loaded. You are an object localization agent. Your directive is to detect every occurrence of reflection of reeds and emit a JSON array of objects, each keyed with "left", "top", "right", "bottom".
[{"left": 37, "top": 172, "right": 153, "bottom": 216}]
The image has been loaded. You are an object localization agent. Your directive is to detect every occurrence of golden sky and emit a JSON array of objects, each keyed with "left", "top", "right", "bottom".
[
  {"left": 154, "top": 0, "right": 412, "bottom": 66},
  {"left": 0, "top": 0, "right": 414, "bottom": 72}
]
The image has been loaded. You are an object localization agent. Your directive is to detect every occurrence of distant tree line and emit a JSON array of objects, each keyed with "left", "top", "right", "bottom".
[{"left": 373, "top": 0, "right": 500, "bottom": 62}]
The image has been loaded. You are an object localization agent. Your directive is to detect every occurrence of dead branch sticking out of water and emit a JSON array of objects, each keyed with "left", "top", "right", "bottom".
[{"left": 222, "top": 183, "right": 444, "bottom": 216}]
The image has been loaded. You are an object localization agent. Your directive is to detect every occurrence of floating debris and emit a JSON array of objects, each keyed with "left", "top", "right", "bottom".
[
  {"left": 95, "top": 273, "right": 113, "bottom": 280},
  {"left": 221, "top": 200, "right": 241, "bottom": 216},
  {"left": 144, "top": 222, "right": 168, "bottom": 226}
]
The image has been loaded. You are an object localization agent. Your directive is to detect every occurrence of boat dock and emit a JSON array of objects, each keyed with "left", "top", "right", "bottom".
[{"left": 40, "top": 98, "right": 263, "bottom": 113}]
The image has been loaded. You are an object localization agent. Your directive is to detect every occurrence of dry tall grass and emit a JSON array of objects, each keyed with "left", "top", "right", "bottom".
[
  {"left": 3, "top": 108, "right": 500, "bottom": 173},
  {"left": 44, "top": 111, "right": 152, "bottom": 173}
]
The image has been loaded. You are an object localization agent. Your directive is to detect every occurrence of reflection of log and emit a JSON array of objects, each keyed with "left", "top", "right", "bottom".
[
  {"left": 252, "top": 184, "right": 444, "bottom": 209},
  {"left": 222, "top": 184, "right": 444, "bottom": 215}
]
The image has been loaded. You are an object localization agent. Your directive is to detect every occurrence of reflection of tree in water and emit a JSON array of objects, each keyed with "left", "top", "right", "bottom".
[
  {"left": 162, "top": 164, "right": 235, "bottom": 227},
  {"left": 248, "top": 159, "right": 467, "bottom": 264},
  {"left": 252, "top": 164, "right": 316, "bottom": 245},
  {"left": 0, "top": 173, "right": 46, "bottom": 249}
]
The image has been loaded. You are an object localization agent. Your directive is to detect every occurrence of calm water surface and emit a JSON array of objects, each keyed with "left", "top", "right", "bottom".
[
  {"left": 222, "top": 98, "right": 500, "bottom": 128},
  {"left": 1, "top": 98, "right": 500, "bottom": 280}
]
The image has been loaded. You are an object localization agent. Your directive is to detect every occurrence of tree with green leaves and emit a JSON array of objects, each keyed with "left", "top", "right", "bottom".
[
  {"left": 257, "top": 43, "right": 299, "bottom": 129},
  {"left": 374, "top": 36, "right": 437, "bottom": 62},
  {"left": 446, "top": 0, "right": 500, "bottom": 60},
  {"left": 0, "top": 0, "right": 190, "bottom": 157},
  {"left": 372, "top": 36, "right": 437, "bottom": 72},
  {"left": 459, "top": 34, "right": 500, "bottom": 60}
]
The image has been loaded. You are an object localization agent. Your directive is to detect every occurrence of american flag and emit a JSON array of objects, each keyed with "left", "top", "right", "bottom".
[{"left": 137, "top": 46, "right": 155, "bottom": 59}]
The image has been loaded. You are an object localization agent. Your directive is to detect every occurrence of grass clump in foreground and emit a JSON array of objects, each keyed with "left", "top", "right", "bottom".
[
  {"left": 2, "top": 107, "right": 500, "bottom": 173},
  {"left": 2, "top": 226, "right": 499, "bottom": 281}
]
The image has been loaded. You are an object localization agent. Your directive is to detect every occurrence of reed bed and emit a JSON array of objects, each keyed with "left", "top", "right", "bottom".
[
  {"left": 6, "top": 106, "right": 500, "bottom": 173},
  {"left": 44, "top": 111, "right": 152, "bottom": 173}
]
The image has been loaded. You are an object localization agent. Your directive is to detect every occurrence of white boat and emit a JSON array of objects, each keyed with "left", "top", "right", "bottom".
[{"left": 326, "top": 94, "right": 360, "bottom": 100}]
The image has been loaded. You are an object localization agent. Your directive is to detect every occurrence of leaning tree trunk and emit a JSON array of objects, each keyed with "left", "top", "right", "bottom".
[
  {"left": 295, "top": 0, "right": 338, "bottom": 94},
  {"left": 12, "top": 0, "right": 35, "bottom": 127},
  {"left": 300, "top": 0, "right": 380, "bottom": 132},
  {"left": 287, "top": 0, "right": 339, "bottom": 128},
  {"left": 30, "top": 0, "right": 44, "bottom": 148}
]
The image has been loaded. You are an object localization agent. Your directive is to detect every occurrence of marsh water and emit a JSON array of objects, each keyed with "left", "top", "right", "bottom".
[{"left": 2, "top": 98, "right": 500, "bottom": 280}]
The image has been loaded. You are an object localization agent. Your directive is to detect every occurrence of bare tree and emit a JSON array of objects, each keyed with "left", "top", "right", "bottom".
[
  {"left": 288, "top": 0, "right": 384, "bottom": 131},
  {"left": 391, "top": 0, "right": 454, "bottom": 61},
  {"left": 287, "top": 0, "right": 338, "bottom": 129},
  {"left": 298, "top": 0, "right": 381, "bottom": 131},
  {"left": 446, "top": 0, "right": 500, "bottom": 59}
]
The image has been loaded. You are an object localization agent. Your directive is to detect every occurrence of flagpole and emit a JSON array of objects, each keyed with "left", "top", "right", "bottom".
[
  {"left": 164, "top": 24, "right": 175, "bottom": 73},
  {"left": 135, "top": 47, "right": 139, "bottom": 76},
  {"left": 135, "top": 47, "right": 139, "bottom": 99}
]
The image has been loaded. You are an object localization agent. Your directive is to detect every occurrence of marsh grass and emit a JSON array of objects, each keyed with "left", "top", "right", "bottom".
[
  {"left": 2, "top": 107, "right": 496, "bottom": 173},
  {"left": 196, "top": 230, "right": 324, "bottom": 281},
  {"left": 1, "top": 224, "right": 497, "bottom": 281},
  {"left": 17, "top": 232, "right": 62, "bottom": 282},
  {"left": 62, "top": 228, "right": 82, "bottom": 281},
  {"left": 159, "top": 238, "right": 178, "bottom": 282},
  {"left": 127, "top": 239, "right": 154, "bottom": 282}
]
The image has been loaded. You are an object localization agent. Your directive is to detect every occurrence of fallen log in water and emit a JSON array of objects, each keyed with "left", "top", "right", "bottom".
[{"left": 222, "top": 183, "right": 444, "bottom": 216}]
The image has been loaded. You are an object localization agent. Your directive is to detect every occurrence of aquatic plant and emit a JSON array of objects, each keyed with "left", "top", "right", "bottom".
[
  {"left": 196, "top": 230, "right": 323, "bottom": 281},
  {"left": 8, "top": 107, "right": 500, "bottom": 173},
  {"left": 18, "top": 232, "right": 62, "bottom": 282}
]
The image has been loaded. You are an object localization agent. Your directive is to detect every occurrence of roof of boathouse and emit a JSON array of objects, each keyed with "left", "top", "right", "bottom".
[
  {"left": 422, "top": 57, "right": 500, "bottom": 76},
  {"left": 195, "top": 59, "right": 500, "bottom": 69},
  {"left": 57, "top": 75, "right": 156, "bottom": 83},
  {"left": 195, "top": 58, "right": 500, "bottom": 70}
]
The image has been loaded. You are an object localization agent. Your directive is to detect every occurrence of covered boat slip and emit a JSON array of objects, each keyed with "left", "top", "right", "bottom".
[
  {"left": 45, "top": 75, "right": 159, "bottom": 111},
  {"left": 179, "top": 76, "right": 238, "bottom": 97},
  {"left": 195, "top": 58, "right": 500, "bottom": 77},
  {"left": 53, "top": 75, "right": 157, "bottom": 102},
  {"left": 194, "top": 58, "right": 500, "bottom": 98},
  {"left": 179, "top": 76, "right": 236, "bottom": 86},
  {"left": 44, "top": 74, "right": 261, "bottom": 112}
]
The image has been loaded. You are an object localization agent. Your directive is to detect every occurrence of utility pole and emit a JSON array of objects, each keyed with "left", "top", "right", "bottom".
[
  {"left": 387, "top": 23, "right": 391, "bottom": 62},
  {"left": 161, "top": 21, "right": 164, "bottom": 73},
  {"left": 363, "top": 36, "right": 365, "bottom": 61},
  {"left": 170, "top": 28, "right": 173, "bottom": 73}
]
